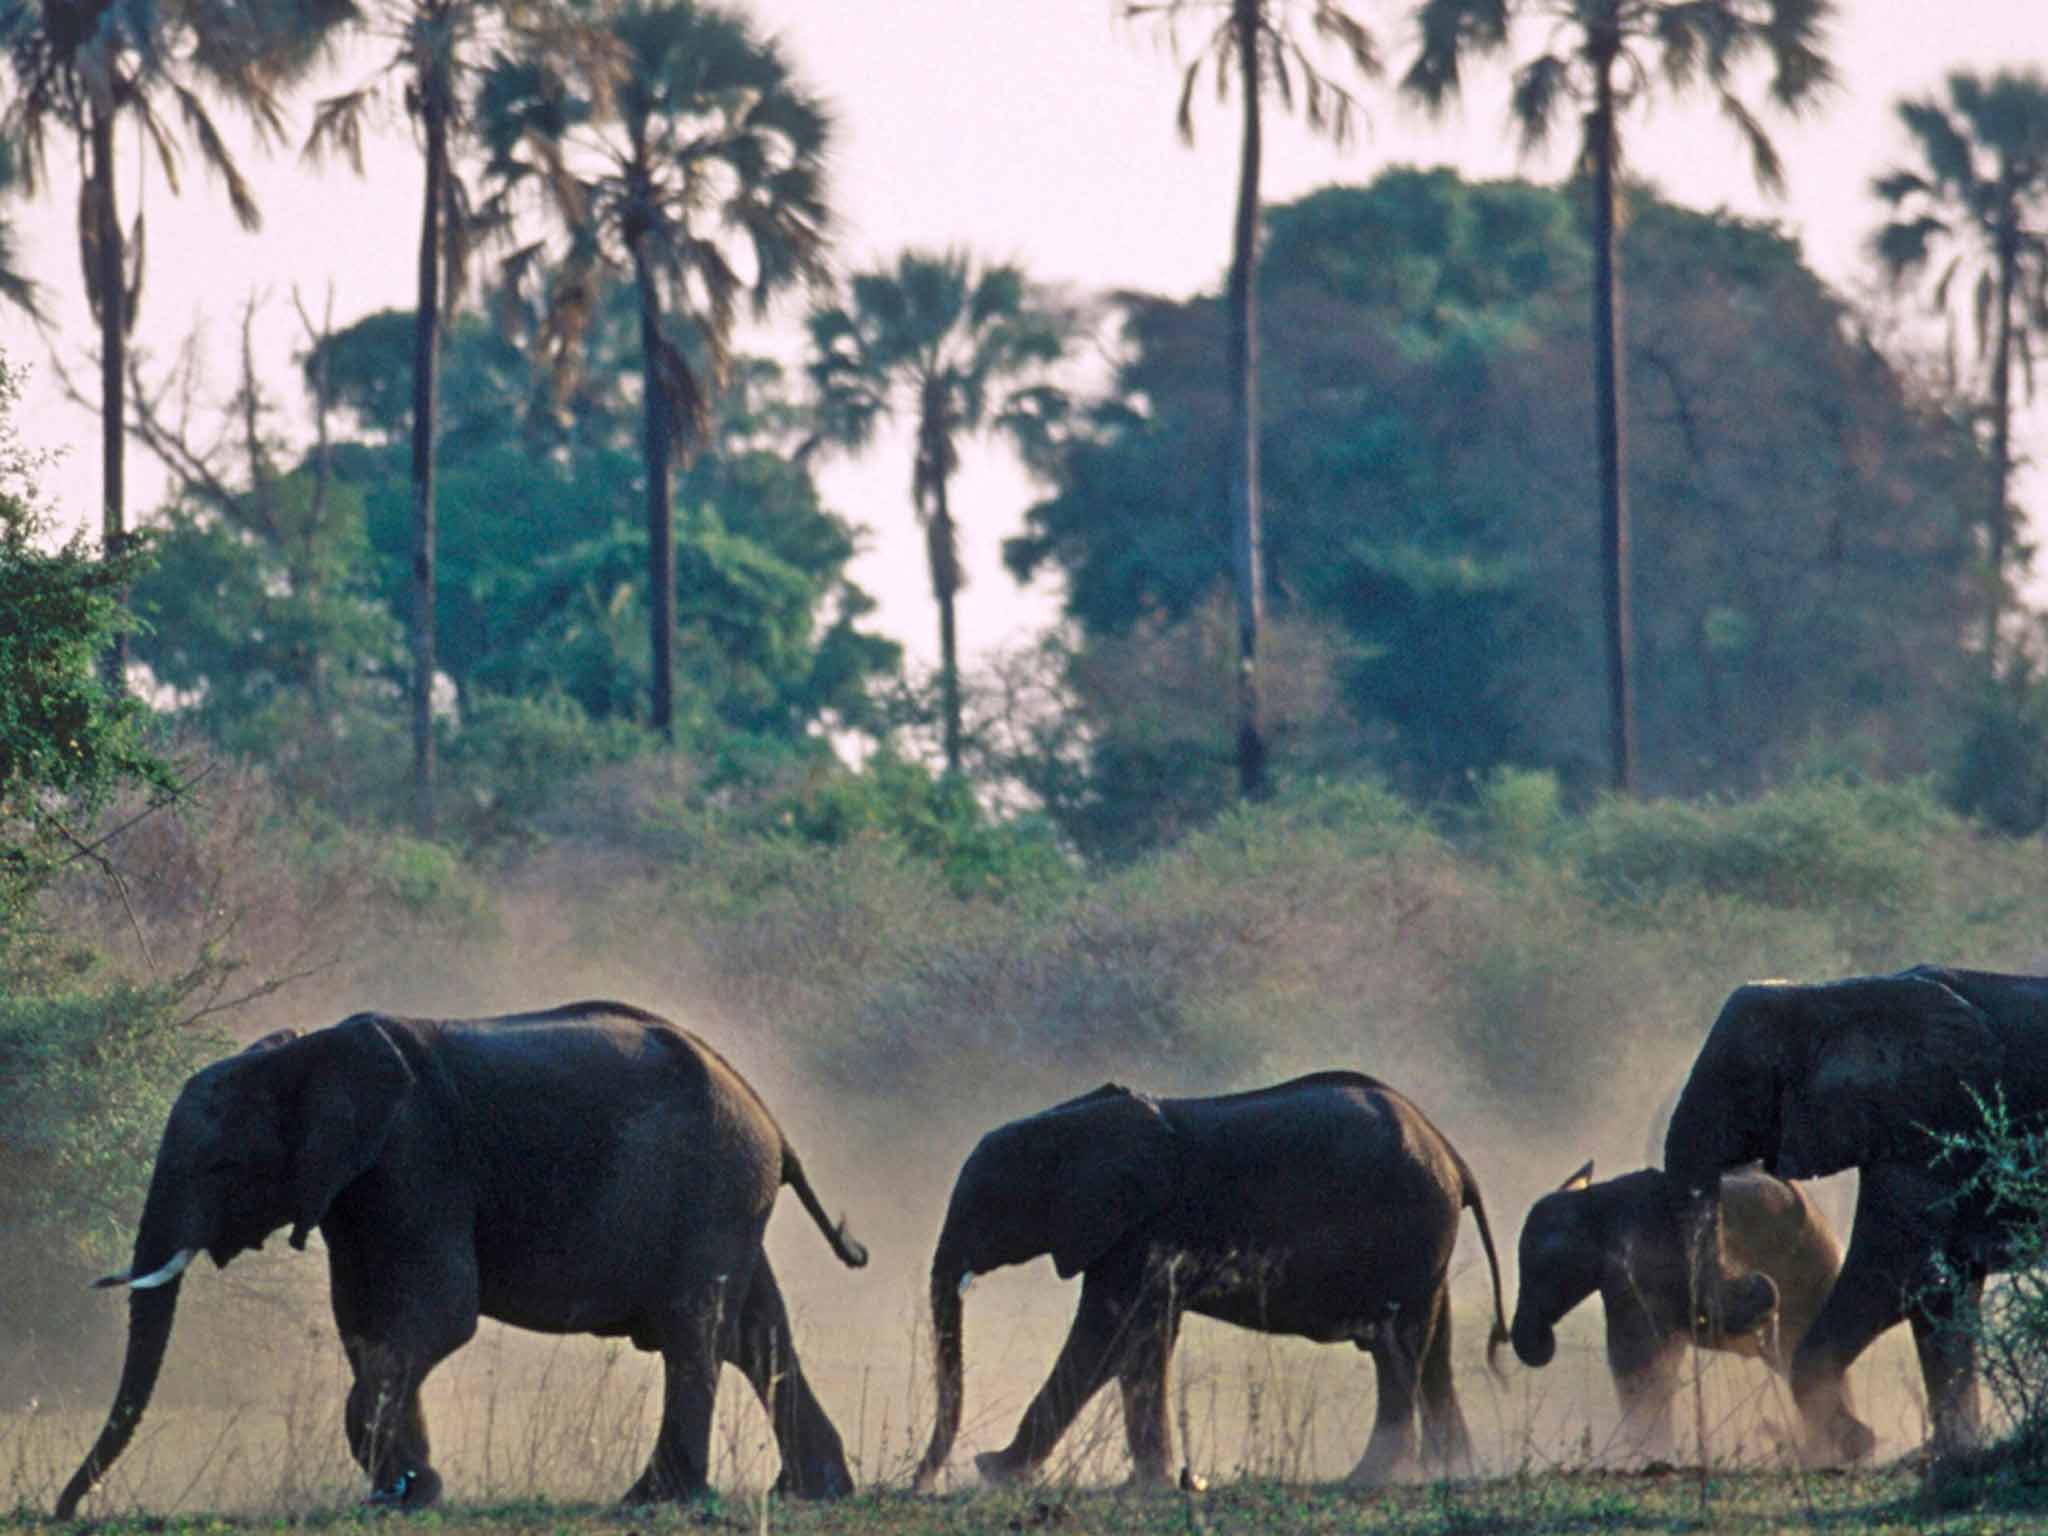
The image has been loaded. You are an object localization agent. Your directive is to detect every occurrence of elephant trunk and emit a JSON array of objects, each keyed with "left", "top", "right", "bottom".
[
  {"left": 55, "top": 1276, "right": 183, "bottom": 1517},
  {"left": 1510, "top": 1306, "right": 1557, "bottom": 1369},
  {"left": 912, "top": 1259, "right": 967, "bottom": 1494}
]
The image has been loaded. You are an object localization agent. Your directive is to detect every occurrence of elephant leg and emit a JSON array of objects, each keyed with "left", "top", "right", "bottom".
[
  {"left": 1910, "top": 1267, "right": 1984, "bottom": 1458},
  {"left": 728, "top": 1258, "right": 854, "bottom": 1499},
  {"left": 1787, "top": 1262, "right": 1895, "bottom": 1466},
  {"left": 1415, "top": 1287, "right": 1474, "bottom": 1476},
  {"left": 343, "top": 1343, "right": 451, "bottom": 1509},
  {"left": 979, "top": 1267, "right": 1144, "bottom": 1486},
  {"left": 628, "top": 1257, "right": 751, "bottom": 1504},
  {"left": 1610, "top": 1340, "right": 1682, "bottom": 1463},
  {"left": 1350, "top": 1306, "right": 1424, "bottom": 1485},
  {"left": 1115, "top": 1302, "right": 1183, "bottom": 1488},
  {"left": 331, "top": 1248, "right": 475, "bottom": 1509}
]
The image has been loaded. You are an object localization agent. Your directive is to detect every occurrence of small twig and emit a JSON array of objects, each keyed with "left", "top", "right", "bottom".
[
  {"left": 47, "top": 815, "right": 156, "bottom": 975},
  {"left": 177, "top": 956, "right": 340, "bottom": 1030}
]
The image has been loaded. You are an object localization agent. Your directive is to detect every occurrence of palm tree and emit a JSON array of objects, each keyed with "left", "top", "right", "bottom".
[
  {"left": 477, "top": 0, "right": 831, "bottom": 744},
  {"left": 1, "top": 0, "right": 348, "bottom": 689},
  {"left": 1404, "top": 0, "right": 1834, "bottom": 794},
  {"left": 803, "top": 250, "right": 1075, "bottom": 778},
  {"left": 308, "top": 0, "right": 583, "bottom": 835},
  {"left": 1127, "top": 0, "right": 1381, "bottom": 800},
  {"left": 1874, "top": 68, "right": 2048, "bottom": 661}
]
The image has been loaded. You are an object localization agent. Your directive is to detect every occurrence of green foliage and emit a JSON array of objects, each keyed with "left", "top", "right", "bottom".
[
  {"left": 368, "top": 836, "right": 496, "bottom": 930},
  {"left": 1950, "top": 653, "right": 2048, "bottom": 836},
  {"left": 1565, "top": 777, "right": 1949, "bottom": 918},
  {"left": 0, "top": 360, "right": 169, "bottom": 928},
  {"left": 0, "top": 969, "right": 218, "bottom": 1268},
  {"left": 1925, "top": 1090, "right": 2048, "bottom": 1473},
  {"left": 440, "top": 691, "right": 648, "bottom": 840},
  {"left": 1013, "top": 169, "right": 1984, "bottom": 846}
]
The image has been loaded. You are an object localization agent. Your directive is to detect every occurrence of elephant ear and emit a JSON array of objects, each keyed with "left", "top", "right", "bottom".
[
  {"left": 285, "top": 1016, "right": 415, "bottom": 1249},
  {"left": 1045, "top": 1087, "right": 1177, "bottom": 1280},
  {"left": 1778, "top": 973, "right": 2003, "bottom": 1179}
]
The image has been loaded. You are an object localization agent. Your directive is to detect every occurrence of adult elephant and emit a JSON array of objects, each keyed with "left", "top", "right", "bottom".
[
  {"left": 1513, "top": 1161, "right": 1845, "bottom": 1458},
  {"left": 911, "top": 1072, "right": 1510, "bottom": 1492},
  {"left": 55, "top": 1002, "right": 868, "bottom": 1518},
  {"left": 1665, "top": 965, "right": 2048, "bottom": 1464}
]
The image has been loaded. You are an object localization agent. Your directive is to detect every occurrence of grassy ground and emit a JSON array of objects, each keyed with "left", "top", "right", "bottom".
[{"left": 8, "top": 1466, "right": 2048, "bottom": 1536}]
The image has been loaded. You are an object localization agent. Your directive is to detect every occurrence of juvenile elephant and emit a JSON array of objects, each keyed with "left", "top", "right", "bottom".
[
  {"left": 56, "top": 1002, "right": 867, "bottom": 1517},
  {"left": 1513, "top": 1161, "right": 1848, "bottom": 1458},
  {"left": 1666, "top": 965, "right": 2048, "bottom": 1464},
  {"left": 912, "top": 1072, "right": 1511, "bottom": 1492}
]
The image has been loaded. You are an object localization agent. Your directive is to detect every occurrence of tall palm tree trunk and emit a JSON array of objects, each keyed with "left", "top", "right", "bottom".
[
  {"left": 88, "top": 103, "right": 128, "bottom": 693},
  {"left": 635, "top": 247, "right": 677, "bottom": 743},
  {"left": 1987, "top": 218, "right": 2017, "bottom": 660},
  {"left": 930, "top": 473, "right": 962, "bottom": 776},
  {"left": 1590, "top": 54, "right": 1635, "bottom": 795},
  {"left": 409, "top": 98, "right": 447, "bottom": 838},
  {"left": 1226, "top": 0, "right": 1268, "bottom": 800}
]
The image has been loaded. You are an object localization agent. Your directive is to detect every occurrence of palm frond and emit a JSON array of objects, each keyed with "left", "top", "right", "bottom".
[
  {"left": 1716, "top": 86, "right": 1784, "bottom": 197},
  {"left": 1509, "top": 53, "right": 1571, "bottom": 156},
  {"left": 1402, "top": 0, "right": 1510, "bottom": 111},
  {"left": 171, "top": 82, "right": 260, "bottom": 229},
  {"left": 303, "top": 86, "right": 374, "bottom": 172}
]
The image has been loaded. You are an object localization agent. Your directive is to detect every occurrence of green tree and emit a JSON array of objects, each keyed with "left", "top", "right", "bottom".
[
  {"left": 1874, "top": 68, "right": 2048, "bottom": 660},
  {"left": 477, "top": 0, "right": 833, "bottom": 745},
  {"left": 803, "top": 249, "right": 1076, "bottom": 777},
  {"left": 1010, "top": 172, "right": 1980, "bottom": 847},
  {"left": 0, "top": 354, "right": 165, "bottom": 926},
  {"left": 308, "top": 0, "right": 592, "bottom": 836},
  {"left": 1127, "top": 0, "right": 1382, "bottom": 800},
  {"left": 314, "top": 287, "right": 897, "bottom": 750},
  {"left": 1, "top": 0, "right": 348, "bottom": 690},
  {"left": 1404, "top": 0, "right": 1835, "bottom": 794}
]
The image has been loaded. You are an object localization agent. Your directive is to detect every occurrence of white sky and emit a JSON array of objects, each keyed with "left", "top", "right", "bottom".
[{"left": 4, "top": 0, "right": 2044, "bottom": 669}]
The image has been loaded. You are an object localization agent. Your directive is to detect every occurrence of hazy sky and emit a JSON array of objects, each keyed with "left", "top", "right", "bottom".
[{"left": 5, "top": 0, "right": 2044, "bottom": 669}]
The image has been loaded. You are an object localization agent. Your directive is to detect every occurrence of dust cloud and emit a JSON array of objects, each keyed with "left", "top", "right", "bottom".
[{"left": 0, "top": 854, "right": 1944, "bottom": 1516}]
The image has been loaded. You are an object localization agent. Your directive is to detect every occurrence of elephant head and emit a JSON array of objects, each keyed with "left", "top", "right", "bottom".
[
  {"left": 56, "top": 1018, "right": 414, "bottom": 1519},
  {"left": 911, "top": 1084, "right": 1176, "bottom": 1493},
  {"left": 1514, "top": 1160, "right": 1780, "bottom": 1369},
  {"left": 1663, "top": 970, "right": 2001, "bottom": 1343},
  {"left": 1510, "top": 1161, "right": 1599, "bottom": 1369}
]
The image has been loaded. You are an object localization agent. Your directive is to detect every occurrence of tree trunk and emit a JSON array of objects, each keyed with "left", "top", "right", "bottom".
[
  {"left": 1590, "top": 58, "right": 1635, "bottom": 796},
  {"left": 88, "top": 104, "right": 128, "bottom": 694},
  {"left": 912, "top": 1260, "right": 966, "bottom": 1493},
  {"left": 636, "top": 249, "right": 677, "bottom": 743},
  {"left": 1987, "top": 216, "right": 2017, "bottom": 661},
  {"left": 408, "top": 89, "right": 447, "bottom": 839},
  {"left": 931, "top": 473, "right": 962, "bottom": 777},
  {"left": 1226, "top": 0, "right": 1268, "bottom": 800}
]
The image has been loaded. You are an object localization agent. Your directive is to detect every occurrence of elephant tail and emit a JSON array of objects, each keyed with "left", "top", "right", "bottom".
[
  {"left": 1461, "top": 1169, "right": 1512, "bottom": 1379},
  {"left": 783, "top": 1147, "right": 869, "bottom": 1268}
]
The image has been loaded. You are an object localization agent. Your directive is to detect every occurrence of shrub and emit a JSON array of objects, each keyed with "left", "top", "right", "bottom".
[{"left": 1923, "top": 1090, "right": 2048, "bottom": 1478}]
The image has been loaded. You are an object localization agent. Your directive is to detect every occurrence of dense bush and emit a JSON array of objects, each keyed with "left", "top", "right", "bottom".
[{"left": 1923, "top": 1092, "right": 2048, "bottom": 1478}]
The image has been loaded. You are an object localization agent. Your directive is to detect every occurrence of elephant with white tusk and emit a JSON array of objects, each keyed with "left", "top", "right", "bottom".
[
  {"left": 55, "top": 1001, "right": 867, "bottom": 1517},
  {"left": 1665, "top": 965, "right": 2048, "bottom": 1465},
  {"left": 912, "top": 1072, "right": 1510, "bottom": 1492}
]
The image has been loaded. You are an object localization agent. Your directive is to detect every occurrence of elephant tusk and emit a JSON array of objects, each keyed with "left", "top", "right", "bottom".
[
  {"left": 958, "top": 1269, "right": 975, "bottom": 1298},
  {"left": 126, "top": 1249, "right": 196, "bottom": 1290}
]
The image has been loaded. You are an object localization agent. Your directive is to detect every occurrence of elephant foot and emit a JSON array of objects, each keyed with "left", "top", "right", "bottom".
[
  {"left": 620, "top": 1466, "right": 711, "bottom": 1505},
  {"left": 1799, "top": 1409, "right": 1876, "bottom": 1468},
  {"left": 1120, "top": 1463, "right": 1177, "bottom": 1493},
  {"left": 773, "top": 1459, "right": 854, "bottom": 1500},
  {"left": 365, "top": 1466, "right": 442, "bottom": 1510},
  {"left": 975, "top": 1450, "right": 1038, "bottom": 1487}
]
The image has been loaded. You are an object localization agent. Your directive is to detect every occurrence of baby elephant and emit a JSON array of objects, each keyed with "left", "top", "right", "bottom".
[
  {"left": 914, "top": 1072, "right": 1511, "bottom": 1492},
  {"left": 1512, "top": 1161, "right": 1848, "bottom": 1460}
]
